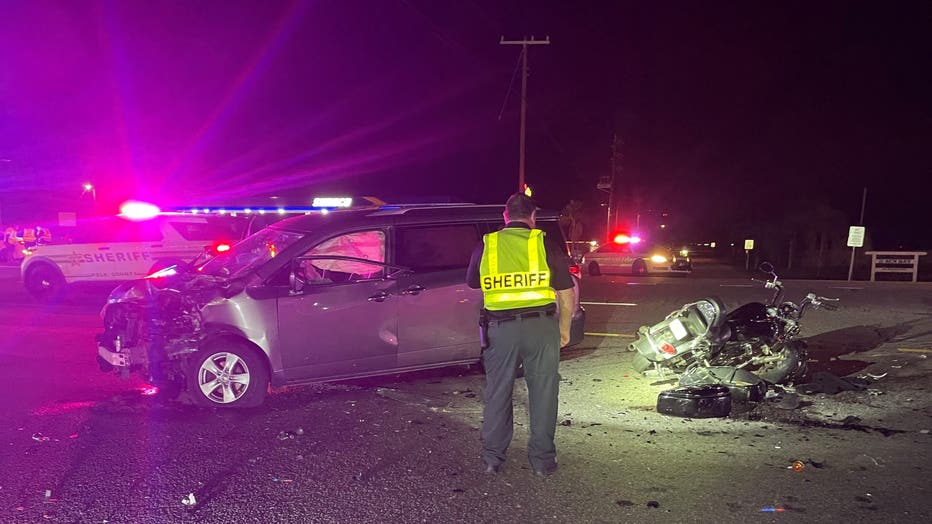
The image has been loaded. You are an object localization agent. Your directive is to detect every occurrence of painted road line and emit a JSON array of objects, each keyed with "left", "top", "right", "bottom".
[
  {"left": 719, "top": 284, "right": 754, "bottom": 287},
  {"left": 625, "top": 282, "right": 657, "bottom": 285},
  {"left": 580, "top": 302, "right": 638, "bottom": 306},
  {"left": 897, "top": 348, "right": 932, "bottom": 353},
  {"left": 585, "top": 332, "right": 636, "bottom": 338}
]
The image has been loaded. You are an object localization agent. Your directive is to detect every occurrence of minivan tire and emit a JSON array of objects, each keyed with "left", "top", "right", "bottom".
[{"left": 188, "top": 340, "right": 269, "bottom": 408}]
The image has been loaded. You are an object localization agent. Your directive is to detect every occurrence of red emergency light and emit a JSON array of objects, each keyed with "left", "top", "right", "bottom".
[{"left": 613, "top": 234, "right": 642, "bottom": 244}]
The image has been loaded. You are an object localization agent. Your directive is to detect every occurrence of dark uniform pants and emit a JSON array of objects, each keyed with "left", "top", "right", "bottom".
[{"left": 481, "top": 314, "right": 560, "bottom": 471}]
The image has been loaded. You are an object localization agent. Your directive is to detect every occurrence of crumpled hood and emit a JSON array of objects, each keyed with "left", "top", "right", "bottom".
[{"left": 104, "top": 270, "right": 233, "bottom": 309}]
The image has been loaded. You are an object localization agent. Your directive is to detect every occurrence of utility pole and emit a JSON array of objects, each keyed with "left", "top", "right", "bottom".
[
  {"left": 597, "top": 135, "right": 622, "bottom": 241},
  {"left": 500, "top": 35, "right": 550, "bottom": 193}
]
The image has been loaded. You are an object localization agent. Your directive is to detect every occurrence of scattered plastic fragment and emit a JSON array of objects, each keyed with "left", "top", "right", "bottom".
[
  {"left": 69, "top": 434, "right": 79, "bottom": 439},
  {"left": 646, "top": 501, "right": 660, "bottom": 508},
  {"left": 181, "top": 493, "right": 196, "bottom": 506},
  {"left": 791, "top": 461, "right": 805, "bottom": 472},
  {"left": 139, "top": 385, "right": 159, "bottom": 396},
  {"left": 272, "top": 477, "right": 294, "bottom": 484},
  {"left": 295, "top": 427, "right": 304, "bottom": 436},
  {"left": 32, "top": 433, "right": 50, "bottom": 442},
  {"left": 560, "top": 419, "right": 572, "bottom": 426},
  {"left": 761, "top": 507, "right": 786, "bottom": 512},
  {"left": 864, "top": 372, "right": 887, "bottom": 380},
  {"left": 277, "top": 431, "right": 296, "bottom": 440},
  {"left": 920, "top": 429, "right": 930, "bottom": 434}
]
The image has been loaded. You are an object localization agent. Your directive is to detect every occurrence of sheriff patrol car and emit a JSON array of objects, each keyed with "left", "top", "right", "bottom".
[
  {"left": 581, "top": 234, "right": 692, "bottom": 276},
  {"left": 20, "top": 212, "right": 241, "bottom": 299}
]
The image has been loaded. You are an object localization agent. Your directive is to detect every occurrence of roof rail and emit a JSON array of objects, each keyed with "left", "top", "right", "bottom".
[{"left": 369, "top": 203, "right": 501, "bottom": 216}]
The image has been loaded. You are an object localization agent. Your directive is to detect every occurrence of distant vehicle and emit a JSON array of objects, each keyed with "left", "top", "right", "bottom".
[
  {"left": 582, "top": 234, "right": 691, "bottom": 276},
  {"left": 20, "top": 213, "right": 243, "bottom": 299}
]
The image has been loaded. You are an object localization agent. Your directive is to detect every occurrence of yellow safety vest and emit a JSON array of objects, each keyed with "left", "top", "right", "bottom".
[{"left": 479, "top": 228, "right": 556, "bottom": 311}]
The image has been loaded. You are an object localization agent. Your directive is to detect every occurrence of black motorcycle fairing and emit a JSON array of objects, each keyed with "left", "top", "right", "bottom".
[{"left": 725, "top": 302, "right": 776, "bottom": 341}]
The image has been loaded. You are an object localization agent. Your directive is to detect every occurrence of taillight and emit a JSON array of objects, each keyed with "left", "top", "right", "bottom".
[
  {"left": 568, "top": 264, "right": 581, "bottom": 278},
  {"left": 214, "top": 242, "right": 232, "bottom": 254}
]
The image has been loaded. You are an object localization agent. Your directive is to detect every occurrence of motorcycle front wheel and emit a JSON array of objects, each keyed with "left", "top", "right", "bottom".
[{"left": 755, "top": 341, "right": 808, "bottom": 384}]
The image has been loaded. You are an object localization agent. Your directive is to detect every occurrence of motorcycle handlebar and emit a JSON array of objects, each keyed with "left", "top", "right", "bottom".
[{"left": 809, "top": 295, "right": 839, "bottom": 311}]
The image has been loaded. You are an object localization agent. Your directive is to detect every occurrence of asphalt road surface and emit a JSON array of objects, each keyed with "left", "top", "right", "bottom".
[{"left": 0, "top": 263, "right": 930, "bottom": 523}]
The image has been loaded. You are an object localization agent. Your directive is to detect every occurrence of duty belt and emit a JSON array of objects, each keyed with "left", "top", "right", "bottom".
[{"left": 485, "top": 308, "right": 556, "bottom": 324}]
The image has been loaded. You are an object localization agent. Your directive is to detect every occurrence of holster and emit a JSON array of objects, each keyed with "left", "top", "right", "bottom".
[{"left": 479, "top": 309, "right": 490, "bottom": 350}]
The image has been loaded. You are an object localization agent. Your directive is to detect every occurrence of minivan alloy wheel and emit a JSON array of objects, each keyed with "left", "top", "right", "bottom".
[{"left": 197, "top": 352, "right": 252, "bottom": 404}]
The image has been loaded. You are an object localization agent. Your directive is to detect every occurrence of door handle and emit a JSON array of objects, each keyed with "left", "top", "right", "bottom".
[
  {"left": 368, "top": 291, "right": 391, "bottom": 302},
  {"left": 400, "top": 285, "right": 426, "bottom": 296}
]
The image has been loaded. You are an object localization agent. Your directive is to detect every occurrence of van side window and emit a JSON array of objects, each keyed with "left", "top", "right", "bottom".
[
  {"left": 301, "top": 230, "right": 386, "bottom": 282},
  {"left": 395, "top": 224, "right": 479, "bottom": 272}
]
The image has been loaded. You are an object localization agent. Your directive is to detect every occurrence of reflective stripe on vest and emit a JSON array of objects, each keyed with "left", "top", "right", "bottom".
[{"left": 479, "top": 228, "right": 556, "bottom": 311}]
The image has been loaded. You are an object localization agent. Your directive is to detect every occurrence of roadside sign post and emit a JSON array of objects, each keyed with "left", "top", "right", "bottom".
[
  {"left": 847, "top": 225, "right": 866, "bottom": 281},
  {"left": 744, "top": 239, "right": 754, "bottom": 271}
]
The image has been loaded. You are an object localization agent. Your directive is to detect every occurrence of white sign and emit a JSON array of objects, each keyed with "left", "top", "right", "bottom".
[
  {"left": 744, "top": 239, "right": 754, "bottom": 250},
  {"left": 312, "top": 197, "right": 353, "bottom": 208},
  {"left": 847, "top": 226, "right": 866, "bottom": 248}
]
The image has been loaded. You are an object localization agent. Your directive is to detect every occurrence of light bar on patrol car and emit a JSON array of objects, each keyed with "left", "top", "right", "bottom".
[
  {"left": 119, "top": 201, "right": 161, "bottom": 220},
  {"left": 613, "top": 234, "right": 642, "bottom": 244},
  {"left": 312, "top": 197, "right": 353, "bottom": 208}
]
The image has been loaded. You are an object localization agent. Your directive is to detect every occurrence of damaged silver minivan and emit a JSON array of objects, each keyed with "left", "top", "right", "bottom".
[{"left": 96, "top": 204, "right": 586, "bottom": 407}]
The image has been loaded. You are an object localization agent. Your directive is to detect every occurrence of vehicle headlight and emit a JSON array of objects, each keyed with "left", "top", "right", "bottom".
[
  {"left": 650, "top": 255, "right": 668, "bottom": 264},
  {"left": 680, "top": 249, "right": 689, "bottom": 257}
]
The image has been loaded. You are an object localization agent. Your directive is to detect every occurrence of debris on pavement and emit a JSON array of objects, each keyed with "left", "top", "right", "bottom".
[
  {"left": 646, "top": 500, "right": 660, "bottom": 508},
  {"left": 31, "top": 433, "right": 50, "bottom": 442},
  {"left": 277, "top": 431, "right": 296, "bottom": 440},
  {"left": 796, "top": 372, "right": 867, "bottom": 394},
  {"left": 772, "top": 393, "right": 801, "bottom": 410},
  {"left": 181, "top": 493, "right": 197, "bottom": 506},
  {"left": 375, "top": 387, "right": 434, "bottom": 406},
  {"left": 790, "top": 460, "right": 805, "bottom": 472},
  {"left": 615, "top": 499, "right": 635, "bottom": 507}
]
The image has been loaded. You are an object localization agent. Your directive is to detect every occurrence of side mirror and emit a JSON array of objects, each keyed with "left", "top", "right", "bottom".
[{"left": 758, "top": 261, "right": 774, "bottom": 274}]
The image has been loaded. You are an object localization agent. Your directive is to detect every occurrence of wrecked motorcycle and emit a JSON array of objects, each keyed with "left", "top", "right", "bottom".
[{"left": 629, "top": 262, "right": 838, "bottom": 385}]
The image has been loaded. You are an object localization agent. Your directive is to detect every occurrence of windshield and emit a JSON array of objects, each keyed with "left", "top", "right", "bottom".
[{"left": 198, "top": 227, "right": 305, "bottom": 277}]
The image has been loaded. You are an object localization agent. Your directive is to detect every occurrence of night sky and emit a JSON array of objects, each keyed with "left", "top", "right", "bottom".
[{"left": 1, "top": 1, "right": 929, "bottom": 247}]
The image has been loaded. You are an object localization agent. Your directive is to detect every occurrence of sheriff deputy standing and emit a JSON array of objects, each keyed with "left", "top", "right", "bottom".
[{"left": 466, "top": 193, "right": 575, "bottom": 477}]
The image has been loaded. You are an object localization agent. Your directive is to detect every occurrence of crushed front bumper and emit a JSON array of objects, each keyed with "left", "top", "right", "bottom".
[{"left": 98, "top": 345, "right": 130, "bottom": 367}]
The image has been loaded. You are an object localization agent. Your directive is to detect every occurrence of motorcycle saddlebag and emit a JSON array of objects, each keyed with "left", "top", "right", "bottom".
[{"left": 657, "top": 384, "right": 732, "bottom": 418}]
